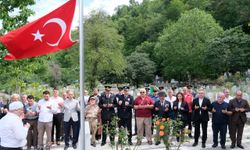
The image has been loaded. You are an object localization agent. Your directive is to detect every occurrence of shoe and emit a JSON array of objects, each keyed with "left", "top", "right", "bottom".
[
  {"left": 148, "top": 141, "right": 153, "bottom": 145},
  {"left": 230, "top": 144, "right": 235, "bottom": 148},
  {"left": 45, "top": 146, "right": 50, "bottom": 150},
  {"left": 132, "top": 133, "right": 137, "bottom": 136},
  {"left": 155, "top": 141, "right": 161, "bottom": 145},
  {"left": 56, "top": 141, "right": 60, "bottom": 145},
  {"left": 136, "top": 141, "right": 141, "bottom": 145},
  {"left": 188, "top": 134, "right": 193, "bottom": 138},
  {"left": 101, "top": 142, "right": 106, "bottom": 146},
  {"left": 128, "top": 141, "right": 133, "bottom": 145},
  {"left": 91, "top": 143, "right": 96, "bottom": 147},
  {"left": 237, "top": 145, "right": 244, "bottom": 149},
  {"left": 202, "top": 143, "right": 206, "bottom": 148},
  {"left": 192, "top": 142, "right": 198, "bottom": 147},
  {"left": 221, "top": 145, "right": 226, "bottom": 149},
  {"left": 212, "top": 144, "right": 217, "bottom": 148},
  {"left": 72, "top": 145, "right": 77, "bottom": 149},
  {"left": 64, "top": 146, "right": 69, "bottom": 150},
  {"left": 34, "top": 146, "right": 38, "bottom": 150},
  {"left": 27, "top": 147, "right": 31, "bottom": 150},
  {"left": 37, "top": 146, "right": 43, "bottom": 150}
]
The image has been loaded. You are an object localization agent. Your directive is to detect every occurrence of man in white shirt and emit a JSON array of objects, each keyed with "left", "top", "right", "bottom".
[
  {"left": 37, "top": 91, "right": 57, "bottom": 150},
  {"left": 223, "top": 88, "right": 233, "bottom": 103},
  {"left": 50, "top": 87, "right": 64, "bottom": 145},
  {"left": 0, "top": 101, "right": 30, "bottom": 150}
]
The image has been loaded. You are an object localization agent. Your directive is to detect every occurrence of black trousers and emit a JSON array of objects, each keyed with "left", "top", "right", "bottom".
[
  {"left": 0, "top": 146, "right": 22, "bottom": 150},
  {"left": 230, "top": 121, "right": 245, "bottom": 145},
  {"left": 64, "top": 119, "right": 79, "bottom": 146},
  {"left": 52, "top": 113, "right": 63, "bottom": 142},
  {"left": 194, "top": 120, "right": 208, "bottom": 143},
  {"left": 187, "top": 112, "right": 192, "bottom": 135},
  {"left": 212, "top": 123, "right": 227, "bottom": 146},
  {"left": 102, "top": 119, "right": 115, "bottom": 143},
  {"left": 118, "top": 117, "right": 132, "bottom": 141}
]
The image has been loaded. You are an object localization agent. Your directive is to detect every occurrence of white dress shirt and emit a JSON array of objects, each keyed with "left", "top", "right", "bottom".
[
  {"left": 0, "top": 112, "right": 28, "bottom": 148},
  {"left": 50, "top": 96, "right": 64, "bottom": 113},
  {"left": 37, "top": 99, "right": 57, "bottom": 122},
  {"left": 165, "top": 96, "right": 176, "bottom": 109},
  {"left": 224, "top": 96, "right": 233, "bottom": 103},
  {"left": 199, "top": 98, "right": 203, "bottom": 107}
]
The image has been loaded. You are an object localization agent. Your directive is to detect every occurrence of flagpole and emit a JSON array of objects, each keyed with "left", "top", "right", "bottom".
[{"left": 79, "top": 0, "right": 85, "bottom": 149}]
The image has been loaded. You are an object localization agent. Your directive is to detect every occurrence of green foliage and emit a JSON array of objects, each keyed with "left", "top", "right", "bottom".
[
  {"left": 205, "top": 27, "right": 250, "bottom": 78},
  {"left": 85, "top": 11, "right": 126, "bottom": 89},
  {"left": 126, "top": 52, "right": 156, "bottom": 87},
  {"left": 155, "top": 8, "right": 223, "bottom": 81},
  {"left": 208, "top": 0, "right": 250, "bottom": 29}
]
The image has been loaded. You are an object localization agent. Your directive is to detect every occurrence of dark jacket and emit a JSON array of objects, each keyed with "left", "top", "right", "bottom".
[
  {"left": 117, "top": 94, "right": 134, "bottom": 119},
  {"left": 173, "top": 101, "right": 189, "bottom": 122},
  {"left": 98, "top": 92, "right": 117, "bottom": 120},
  {"left": 154, "top": 100, "right": 171, "bottom": 118},
  {"left": 192, "top": 97, "right": 211, "bottom": 122},
  {"left": 229, "top": 98, "right": 250, "bottom": 123}
]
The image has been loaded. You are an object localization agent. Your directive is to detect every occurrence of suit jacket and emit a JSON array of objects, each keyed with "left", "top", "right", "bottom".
[
  {"left": 192, "top": 97, "right": 211, "bottom": 122},
  {"left": 117, "top": 94, "right": 134, "bottom": 119},
  {"left": 229, "top": 98, "right": 250, "bottom": 123},
  {"left": 173, "top": 101, "right": 189, "bottom": 122},
  {"left": 154, "top": 100, "right": 171, "bottom": 118},
  {"left": 63, "top": 99, "right": 80, "bottom": 122}
]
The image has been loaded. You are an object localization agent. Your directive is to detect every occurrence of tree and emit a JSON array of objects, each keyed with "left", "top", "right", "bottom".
[
  {"left": 0, "top": 0, "right": 49, "bottom": 93},
  {"left": 205, "top": 27, "right": 250, "bottom": 78},
  {"left": 126, "top": 51, "right": 156, "bottom": 87},
  {"left": 155, "top": 8, "right": 223, "bottom": 81},
  {"left": 208, "top": 0, "right": 250, "bottom": 29},
  {"left": 84, "top": 11, "right": 126, "bottom": 89}
]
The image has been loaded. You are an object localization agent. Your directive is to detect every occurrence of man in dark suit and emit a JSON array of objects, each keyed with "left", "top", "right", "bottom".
[
  {"left": 98, "top": 85, "right": 117, "bottom": 146},
  {"left": 154, "top": 91, "right": 171, "bottom": 145},
  {"left": 192, "top": 88, "right": 211, "bottom": 148},
  {"left": 229, "top": 90, "right": 250, "bottom": 149}
]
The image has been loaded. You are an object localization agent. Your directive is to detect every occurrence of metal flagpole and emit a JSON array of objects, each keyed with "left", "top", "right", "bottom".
[{"left": 79, "top": 0, "right": 85, "bottom": 149}]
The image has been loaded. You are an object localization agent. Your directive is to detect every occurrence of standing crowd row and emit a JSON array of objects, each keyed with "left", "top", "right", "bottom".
[{"left": 0, "top": 85, "right": 249, "bottom": 150}]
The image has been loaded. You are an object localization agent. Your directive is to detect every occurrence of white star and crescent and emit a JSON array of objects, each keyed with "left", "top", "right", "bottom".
[{"left": 31, "top": 18, "right": 67, "bottom": 47}]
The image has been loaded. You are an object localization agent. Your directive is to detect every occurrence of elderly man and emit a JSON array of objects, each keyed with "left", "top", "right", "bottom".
[
  {"left": 134, "top": 88, "right": 154, "bottom": 145},
  {"left": 211, "top": 92, "right": 232, "bottom": 149},
  {"left": 0, "top": 101, "right": 30, "bottom": 150},
  {"left": 223, "top": 88, "right": 233, "bottom": 103},
  {"left": 192, "top": 88, "right": 211, "bottom": 148},
  {"left": 229, "top": 90, "right": 250, "bottom": 149}
]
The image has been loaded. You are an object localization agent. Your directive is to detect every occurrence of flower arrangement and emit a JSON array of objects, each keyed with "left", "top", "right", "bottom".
[{"left": 154, "top": 117, "right": 190, "bottom": 150}]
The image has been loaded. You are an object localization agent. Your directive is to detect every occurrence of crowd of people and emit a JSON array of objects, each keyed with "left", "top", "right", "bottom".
[{"left": 0, "top": 85, "right": 249, "bottom": 150}]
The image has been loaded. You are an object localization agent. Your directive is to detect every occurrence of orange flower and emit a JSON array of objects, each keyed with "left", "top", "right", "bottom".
[
  {"left": 159, "top": 131, "right": 164, "bottom": 137},
  {"left": 160, "top": 125, "right": 165, "bottom": 130},
  {"left": 162, "top": 118, "right": 166, "bottom": 121},
  {"left": 155, "top": 120, "right": 160, "bottom": 126}
]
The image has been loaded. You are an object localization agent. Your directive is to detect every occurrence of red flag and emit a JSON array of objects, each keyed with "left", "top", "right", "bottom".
[{"left": 0, "top": 0, "right": 76, "bottom": 60}]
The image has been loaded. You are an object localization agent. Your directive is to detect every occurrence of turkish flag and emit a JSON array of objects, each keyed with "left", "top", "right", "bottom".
[{"left": 0, "top": 0, "right": 76, "bottom": 60}]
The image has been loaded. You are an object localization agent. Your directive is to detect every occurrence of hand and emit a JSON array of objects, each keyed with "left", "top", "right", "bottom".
[
  {"left": 165, "top": 107, "right": 169, "bottom": 112},
  {"left": 222, "top": 109, "right": 227, "bottom": 114},
  {"left": 103, "top": 104, "right": 107, "bottom": 107},
  {"left": 211, "top": 108, "right": 216, "bottom": 113},
  {"left": 174, "top": 106, "right": 177, "bottom": 110},
  {"left": 118, "top": 101, "right": 122, "bottom": 105},
  {"left": 58, "top": 102, "right": 64, "bottom": 107},
  {"left": 155, "top": 107, "right": 159, "bottom": 111},
  {"left": 24, "top": 123, "right": 30, "bottom": 129},
  {"left": 125, "top": 101, "right": 129, "bottom": 106},
  {"left": 239, "top": 108, "right": 245, "bottom": 112},
  {"left": 108, "top": 104, "right": 113, "bottom": 108},
  {"left": 47, "top": 105, "right": 52, "bottom": 109},
  {"left": 195, "top": 105, "right": 199, "bottom": 110},
  {"left": 202, "top": 106, "right": 207, "bottom": 110},
  {"left": 180, "top": 107, "right": 184, "bottom": 110},
  {"left": 235, "top": 107, "right": 240, "bottom": 112}
]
